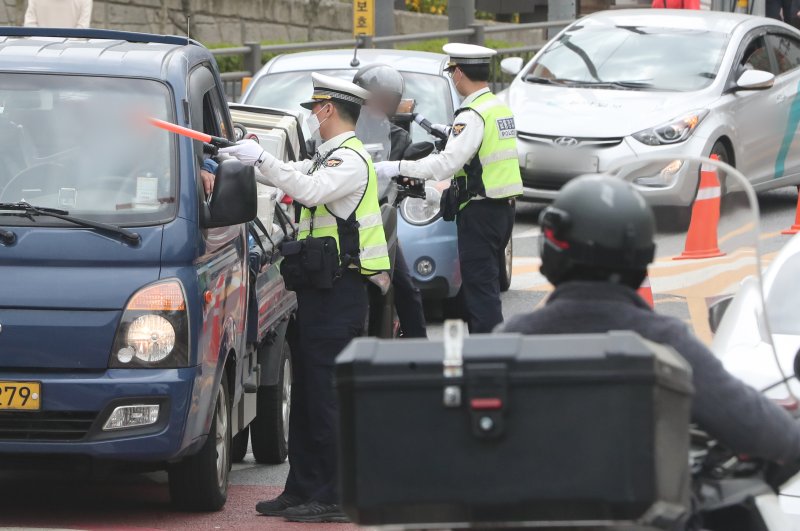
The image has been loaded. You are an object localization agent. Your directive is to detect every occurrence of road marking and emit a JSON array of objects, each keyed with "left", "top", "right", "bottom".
[{"left": 512, "top": 227, "right": 541, "bottom": 239}]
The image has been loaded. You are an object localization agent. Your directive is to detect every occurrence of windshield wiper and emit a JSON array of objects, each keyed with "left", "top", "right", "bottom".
[
  {"left": 558, "top": 79, "right": 654, "bottom": 90},
  {"left": 524, "top": 76, "right": 566, "bottom": 85},
  {"left": 0, "top": 202, "right": 141, "bottom": 245}
]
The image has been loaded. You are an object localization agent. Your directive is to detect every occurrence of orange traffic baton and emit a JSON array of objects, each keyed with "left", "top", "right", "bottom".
[
  {"left": 674, "top": 156, "right": 725, "bottom": 260},
  {"left": 782, "top": 186, "right": 800, "bottom": 235}
]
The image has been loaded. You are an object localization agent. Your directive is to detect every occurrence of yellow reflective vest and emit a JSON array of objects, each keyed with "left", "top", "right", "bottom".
[
  {"left": 297, "top": 135, "right": 391, "bottom": 275},
  {"left": 455, "top": 92, "right": 523, "bottom": 209}
]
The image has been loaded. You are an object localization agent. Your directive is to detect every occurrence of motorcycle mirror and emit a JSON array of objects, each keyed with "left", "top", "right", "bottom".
[
  {"left": 394, "top": 98, "right": 416, "bottom": 124},
  {"left": 396, "top": 99, "right": 416, "bottom": 115},
  {"left": 708, "top": 296, "right": 733, "bottom": 334}
]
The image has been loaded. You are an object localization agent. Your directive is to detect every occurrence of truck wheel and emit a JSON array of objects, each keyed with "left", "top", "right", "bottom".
[
  {"left": 231, "top": 425, "right": 249, "bottom": 463},
  {"left": 251, "top": 340, "right": 291, "bottom": 464},
  {"left": 169, "top": 376, "right": 231, "bottom": 511}
]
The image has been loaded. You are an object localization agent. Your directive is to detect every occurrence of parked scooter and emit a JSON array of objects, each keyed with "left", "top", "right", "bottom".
[{"left": 357, "top": 108, "right": 430, "bottom": 338}]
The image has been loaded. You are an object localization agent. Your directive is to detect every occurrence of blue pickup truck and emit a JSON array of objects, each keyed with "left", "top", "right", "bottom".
[{"left": 0, "top": 28, "right": 297, "bottom": 511}]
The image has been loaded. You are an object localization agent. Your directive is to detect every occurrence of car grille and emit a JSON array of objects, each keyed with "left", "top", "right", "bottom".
[
  {"left": 0, "top": 411, "right": 97, "bottom": 441},
  {"left": 518, "top": 132, "right": 623, "bottom": 149}
]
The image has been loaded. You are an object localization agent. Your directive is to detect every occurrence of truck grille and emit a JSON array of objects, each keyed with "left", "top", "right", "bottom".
[{"left": 0, "top": 411, "right": 96, "bottom": 441}]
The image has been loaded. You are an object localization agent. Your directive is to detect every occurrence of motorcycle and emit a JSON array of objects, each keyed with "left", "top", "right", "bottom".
[
  {"left": 608, "top": 155, "right": 800, "bottom": 530},
  {"left": 356, "top": 109, "right": 429, "bottom": 338}
]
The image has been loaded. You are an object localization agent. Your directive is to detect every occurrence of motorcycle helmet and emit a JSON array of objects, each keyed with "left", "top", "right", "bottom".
[
  {"left": 353, "top": 64, "right": 405, "bottom": 117},
  {"left": 539, "top": 175, "right": 656, "bottom": 288}
]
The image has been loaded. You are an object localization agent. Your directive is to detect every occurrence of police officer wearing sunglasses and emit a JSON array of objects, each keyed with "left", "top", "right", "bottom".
[{"left": 375, "top": 43, "right": 522, "bottom": 333}]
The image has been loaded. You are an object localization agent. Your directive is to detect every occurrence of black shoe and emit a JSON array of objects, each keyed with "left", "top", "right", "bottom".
[
  {"left": 282, "top": 500, "right": 349, "bottom": 523},
  {"left": 255, "top": 493, "right": 306, "bottom": 516}
]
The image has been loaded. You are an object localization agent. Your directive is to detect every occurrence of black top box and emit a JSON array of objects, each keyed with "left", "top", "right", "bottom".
[{"left": 336, "top": 331, "right": 693, "bottom": 529}]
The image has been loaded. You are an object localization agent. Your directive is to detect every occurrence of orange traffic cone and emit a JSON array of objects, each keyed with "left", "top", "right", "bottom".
[
  {"left": 782, "top": 186, "right": 800, "bottom": 235},
  {"left": 674, "top": 156, "right": 725, "bottom": 260},
  {"left": 637, "top": 276, "right": 654, "bottom": 308}
]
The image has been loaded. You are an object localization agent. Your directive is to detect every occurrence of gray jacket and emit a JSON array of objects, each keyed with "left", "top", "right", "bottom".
[{"left": 499, "top": 281, "right": 800, "bottom": 463}]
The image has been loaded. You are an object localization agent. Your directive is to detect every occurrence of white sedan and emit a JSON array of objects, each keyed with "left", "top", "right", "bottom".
[{"left": 499, "top": 9, "right": 800, "bottom": 206}]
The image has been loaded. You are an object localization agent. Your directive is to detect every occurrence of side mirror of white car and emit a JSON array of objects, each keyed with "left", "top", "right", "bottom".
[
  {"left": 708, "top": 296, "right": 733, "bottom": 334},
  {"left": 500, "top": 57, "right": 524, "bottom": 76},
  {"left": 735, "top": 69, "right": 775, "bottom": 91}
]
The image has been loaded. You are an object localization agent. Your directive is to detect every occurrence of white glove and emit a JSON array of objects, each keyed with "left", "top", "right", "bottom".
[
  {"left": 431, "top": 123, "right": 452, "bottom": 137},
  {"left": 219, "top": 139, "right": 273, "bottom": 168},
  {"left": 375, "top": 160, "right": 401, "bottom": 180}
]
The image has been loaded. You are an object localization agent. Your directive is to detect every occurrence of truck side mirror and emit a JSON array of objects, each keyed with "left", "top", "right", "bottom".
[
  {"left": 202, "top": 159, "right": 257, "bottom": 228},
  {"left": 708, "top": 296, "right": 733, "bottom": 334}
]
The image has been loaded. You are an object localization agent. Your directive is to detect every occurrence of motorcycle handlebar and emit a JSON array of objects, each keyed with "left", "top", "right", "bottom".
[{"left": 413, "top": 113, "right": 449, "bottom": 142}]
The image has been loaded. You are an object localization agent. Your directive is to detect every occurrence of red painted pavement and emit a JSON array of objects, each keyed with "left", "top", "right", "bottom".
[{"left": 0, "top": 481, "right": 360, "bottom": 530}]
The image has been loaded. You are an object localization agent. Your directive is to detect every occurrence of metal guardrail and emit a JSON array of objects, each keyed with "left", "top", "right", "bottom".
[{"left": 211, "top": 20, "right": 571, "bottom": 102}]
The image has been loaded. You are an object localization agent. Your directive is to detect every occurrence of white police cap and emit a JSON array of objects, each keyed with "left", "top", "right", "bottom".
[
  {"left": 300, "top": 72, "right": 371, "bottom": 110},
  {"left": 443, "top": 43, "right": 497, "bottom": 68}
]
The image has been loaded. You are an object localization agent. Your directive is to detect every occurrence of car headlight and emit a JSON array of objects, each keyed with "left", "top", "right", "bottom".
[
  {"left": 400, "top": 185, "right": 441, "bottom": 225},
  {"left": 632, "top": 110, "right": 709, "bottom": 146},
  {"left": 110, "top": 279, "right": 189, "bottom": 368}
]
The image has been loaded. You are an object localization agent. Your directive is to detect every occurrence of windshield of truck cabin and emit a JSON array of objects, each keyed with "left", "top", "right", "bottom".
[
  {"left": 245, "top": 70, "right": 454, "bottom": 143},
  {"left": 0, "top": 74, "right": 177, "bottom": 226}
]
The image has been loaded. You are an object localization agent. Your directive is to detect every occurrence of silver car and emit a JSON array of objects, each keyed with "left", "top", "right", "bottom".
[{"left": 499, "top": 9, "right": 800, "bottom": 206}]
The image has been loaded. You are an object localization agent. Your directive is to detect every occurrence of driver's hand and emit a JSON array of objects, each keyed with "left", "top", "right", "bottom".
[{"left": 200, "top": 170, "right": 215, "bottom": 196}]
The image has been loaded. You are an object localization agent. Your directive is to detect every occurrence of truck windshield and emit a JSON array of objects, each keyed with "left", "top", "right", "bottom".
[{"left": 0, "top": 74, "right": 177, "bottom": 226}]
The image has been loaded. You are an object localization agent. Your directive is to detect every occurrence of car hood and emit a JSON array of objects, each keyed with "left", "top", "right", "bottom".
[{"left": 506, "top": 83, "right": 714, "bottom": 138}]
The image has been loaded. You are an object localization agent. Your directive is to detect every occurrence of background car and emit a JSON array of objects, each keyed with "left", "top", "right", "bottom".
[
  {"left": 499, "top": 9, "right": 800, "bottom": 208},
  {"left": 242, "top": 49, "right": 468, "bottom": 310}
]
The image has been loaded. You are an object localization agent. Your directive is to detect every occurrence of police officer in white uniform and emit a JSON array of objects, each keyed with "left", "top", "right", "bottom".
[
  {"left": 220, "top": 74, "right": 390, "bottom": 523},
  {"left": 376, "top": 43, "right": 522, "bottom": 333}
]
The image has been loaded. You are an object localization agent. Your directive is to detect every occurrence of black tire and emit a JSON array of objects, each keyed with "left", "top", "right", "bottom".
[
  {"left": 231, "top": 425, "right": 249, "bottom": 463},
  {"left": 169, "top": 375, "right": 231, "bottom": 512},
  {"left": 251, "top": 339, "right": 291, "bottom": 464},
  {"left": 499, "top": 236, "right": 513, "bottom": 292}
]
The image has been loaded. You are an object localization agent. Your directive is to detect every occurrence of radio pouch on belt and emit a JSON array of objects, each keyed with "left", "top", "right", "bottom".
[
  {"left": 278, "top": 205, "right": 341, "bottom": 290},
  {"left": 440, "top": 178, "right": 461, "bottom": 222}
]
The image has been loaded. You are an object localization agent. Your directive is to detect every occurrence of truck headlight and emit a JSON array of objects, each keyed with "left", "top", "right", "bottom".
[
  {"left": 110, "top": 279, "right": 189, "bottom": 368},
  {"left": 400, "top": 185, "right": 441, "bottom": 225},
  {"left": 632, "top": 110, "right": 708, "bottom": 146}
]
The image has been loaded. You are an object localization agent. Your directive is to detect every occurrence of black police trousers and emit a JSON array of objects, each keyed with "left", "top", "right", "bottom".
[
  {"left": 456, "top": 198, "right": 515, "bottom": 333},
  {"left": 393, "top": 244, "right": 427, "bottom": 338},
  {"left": 283, "top": 269, "right": 367, "bottom": 504}
]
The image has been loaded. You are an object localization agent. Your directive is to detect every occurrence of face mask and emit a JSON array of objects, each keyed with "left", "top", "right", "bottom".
[
  {"left": 453, "top": 69, "right": 465, "bottom": 99},
  {"left": 307, "top": 104, "right": 330, "bottom": 138}
]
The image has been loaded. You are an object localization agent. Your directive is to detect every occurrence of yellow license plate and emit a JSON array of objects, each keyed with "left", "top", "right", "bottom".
[{"left": 0, "top": 381, "right": 41, "bottom": 411}]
